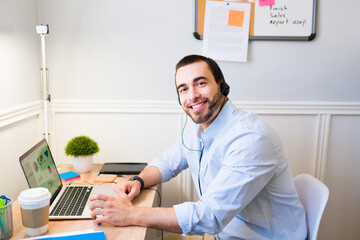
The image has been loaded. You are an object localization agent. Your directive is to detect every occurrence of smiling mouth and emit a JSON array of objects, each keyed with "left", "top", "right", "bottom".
[{"left": 190, "top": 101, "right": 206, "bottom": 110}]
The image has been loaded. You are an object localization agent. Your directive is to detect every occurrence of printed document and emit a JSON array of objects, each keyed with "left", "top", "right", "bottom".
[{"left": 202, "top": 1, "right": 251, "bottom": 62}]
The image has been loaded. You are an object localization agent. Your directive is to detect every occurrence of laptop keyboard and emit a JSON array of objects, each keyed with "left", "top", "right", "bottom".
[{"left": 50, "top": 186, "right": 93, "bottom": 216}]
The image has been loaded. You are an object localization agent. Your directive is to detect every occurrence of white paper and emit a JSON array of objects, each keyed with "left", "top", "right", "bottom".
[{"left": 202, "top": 1, "right": 251, "bottom": 62}]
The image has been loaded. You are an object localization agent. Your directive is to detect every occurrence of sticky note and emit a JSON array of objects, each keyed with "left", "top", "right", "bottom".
[
  {"left": 94, "top": 174, "right": 117, "bottom": 183},
  {"left": 228, "top": 10, "right": 245, "bottom": 27},
  {"left": 59, "top": 171, "right": 80, "bottom": 181},
  {"left": 259, "top": 0, "right": 275, "bottom": 7}
]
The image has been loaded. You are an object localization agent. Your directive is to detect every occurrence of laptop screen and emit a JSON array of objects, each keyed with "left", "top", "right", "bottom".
[{"left": 19, "top": 139, "right": 62, "bottom": 198}]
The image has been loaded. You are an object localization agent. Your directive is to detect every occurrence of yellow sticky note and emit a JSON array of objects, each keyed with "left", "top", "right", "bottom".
[{"left": 228, "top": 10, "right": 245, "bottom": 27}]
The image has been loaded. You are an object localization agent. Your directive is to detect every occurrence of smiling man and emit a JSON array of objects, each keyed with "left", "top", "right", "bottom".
[{"left": 89, "top": 55, "right": 307, "bottom": 240}]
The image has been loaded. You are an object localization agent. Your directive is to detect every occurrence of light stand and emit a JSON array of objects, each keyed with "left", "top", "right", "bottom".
[{"left": 36, "top": 24, "right": 50, "bottom": 141}]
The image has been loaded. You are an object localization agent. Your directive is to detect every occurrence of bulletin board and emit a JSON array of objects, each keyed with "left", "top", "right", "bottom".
[{"left": 194, "top": 0, "right": 317, "bottom": 41}]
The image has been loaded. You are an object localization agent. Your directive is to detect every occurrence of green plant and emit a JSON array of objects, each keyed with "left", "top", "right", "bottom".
[{"left": 64, "top": 135, "right": 99, "bottom": 157}]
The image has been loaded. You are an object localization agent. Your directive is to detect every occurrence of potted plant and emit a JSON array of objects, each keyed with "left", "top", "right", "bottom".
[{"left": 64, "top": 135, "right": 99, "bottom": 173}]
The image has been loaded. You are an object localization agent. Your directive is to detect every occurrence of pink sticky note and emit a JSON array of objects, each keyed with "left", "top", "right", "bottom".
[{"left": 259, "top": 0, "right": 275, "bottom": 7}]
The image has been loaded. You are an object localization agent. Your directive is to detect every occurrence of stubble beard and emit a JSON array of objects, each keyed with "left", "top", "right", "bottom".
[{"left": 184, "top": 93, "right": 222, "bottom": 125}]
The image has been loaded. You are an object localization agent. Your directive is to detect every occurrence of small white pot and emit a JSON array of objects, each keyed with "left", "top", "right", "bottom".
[{"left": 72, "top": 155, "right": 93, "bottom": 173}]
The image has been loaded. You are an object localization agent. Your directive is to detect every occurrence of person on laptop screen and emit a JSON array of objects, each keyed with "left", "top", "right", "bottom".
[{"left": 89, "top": 55, "right": 307, "bottom": 239}]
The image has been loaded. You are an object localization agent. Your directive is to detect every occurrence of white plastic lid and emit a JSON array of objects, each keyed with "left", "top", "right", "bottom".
[{"left": 18, "top": 187, "right": 51, "bottom": 209}]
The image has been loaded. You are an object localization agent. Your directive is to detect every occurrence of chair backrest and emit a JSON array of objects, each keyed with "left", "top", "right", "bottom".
[{"left": 294, "top": 174, "right": 329, "bottom": 240}]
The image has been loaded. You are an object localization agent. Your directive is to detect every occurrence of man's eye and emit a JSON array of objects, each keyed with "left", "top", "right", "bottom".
[
  {"left": 198, "top": 82, "right": 205, "bottom": 86},
  {"left": 179, "top": 88, "right": 187, "bottom": 93}
]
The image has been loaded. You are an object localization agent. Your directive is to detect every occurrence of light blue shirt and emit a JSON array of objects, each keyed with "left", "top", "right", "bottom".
[{"left": 149, "top": 100, "right": 307, "bottom": 240}]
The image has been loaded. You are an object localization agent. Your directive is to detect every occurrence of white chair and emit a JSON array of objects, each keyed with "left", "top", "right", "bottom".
[{"left": 294, "top": 174, "right": 329, "bottom": 240}]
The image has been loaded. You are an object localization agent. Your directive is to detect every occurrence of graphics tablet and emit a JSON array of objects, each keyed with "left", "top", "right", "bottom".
[{"left": 99, "top": 162, "right": 147, "bottom": 175}]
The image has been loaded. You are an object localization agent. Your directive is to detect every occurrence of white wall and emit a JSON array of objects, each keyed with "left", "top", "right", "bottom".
[
  {"left": 37, "top": 0, "right": 199, "bottom": 102},
  {"left": 0, "top": 0, "right": 42, "bottom": 199},
  {"left": 0, "top": 0, "right": 40, "bottom": 109},
  {"left": 1, "top": 0, "right": 360, "bottom": 239},
  {"left": 36, "top": 0, "right": 360, "bottom": 102}
]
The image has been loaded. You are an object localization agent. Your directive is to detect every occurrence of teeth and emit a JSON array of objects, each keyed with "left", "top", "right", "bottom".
[{"left": 192, "top": 102, "right": 204, "bottom": 109}]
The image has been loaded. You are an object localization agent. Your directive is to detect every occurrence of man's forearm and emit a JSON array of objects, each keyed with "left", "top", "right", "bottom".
[
  {"left": 138, "top": 166, "right": 162, "bottom": 188},
  {"left": 130, "top": 206, "right": 182, "bottom": 233},
  {"left": 135, "top": 167, "right": 182, "bottom": 233}
]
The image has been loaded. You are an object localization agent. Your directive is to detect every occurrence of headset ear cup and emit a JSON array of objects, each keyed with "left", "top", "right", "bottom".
[
  {"left": 220, "top": 81, "right": 230, "bottom": 96},
  {"left": 219, "top": 68, "right": 230, "bottom": 96},
  {"left": 223, "top": 82, "right": 230, "bottom": 96}
]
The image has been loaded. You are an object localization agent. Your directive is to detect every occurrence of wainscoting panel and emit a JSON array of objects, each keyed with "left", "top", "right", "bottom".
[
  {"left": 260, "top": 114, "right": 318, "bottom": 177},
  {"left": 0, "top": 101, "right": 42, "bottom": 199},
  {"left": 2, "top": 100, "right": 359, "bottom": 239},
  {"left": 49, "top": 101, "right": 184, "bottom": 207},
  {"left": 318, "top": 115, "right": 360, "bottom": 240}
]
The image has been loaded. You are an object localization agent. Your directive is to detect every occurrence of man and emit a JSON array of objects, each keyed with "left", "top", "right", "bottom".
[{"left": 89, "top": 55, "right": 307, "bottom": 239}]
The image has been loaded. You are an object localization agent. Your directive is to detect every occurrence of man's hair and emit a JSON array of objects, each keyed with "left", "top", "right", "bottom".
[{"left": 175, "top": 55, "right": 224, "bottom": 84}]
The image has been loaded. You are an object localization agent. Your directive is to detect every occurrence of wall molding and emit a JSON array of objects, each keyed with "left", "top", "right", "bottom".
[
  {"left": 234, "top": 101, "right": 360, "bottom": 115},
  {"left": 2, "top": 100, "right": 357, "bottom": 127},
  {"left": 314, "top": 114, "right": 332, "bottom": 182},
  {"left": 49, "top": 100, "right": 360, "bottom": 115},
  {"left": 0, "top": 101, "right": 42, "bottom": 128}
]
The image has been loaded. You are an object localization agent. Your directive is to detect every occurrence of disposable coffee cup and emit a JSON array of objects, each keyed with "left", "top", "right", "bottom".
[
  {"left": 18, "top": 187, "right": 51, "bottom": 237},
  {"left": 0, "top": 197, "right": 13, "bottom": 240}
]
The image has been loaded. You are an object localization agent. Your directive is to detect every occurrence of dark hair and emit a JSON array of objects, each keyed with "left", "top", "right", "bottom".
[{"left": 175, "top": 54, "right": 224, "bottom": 84}]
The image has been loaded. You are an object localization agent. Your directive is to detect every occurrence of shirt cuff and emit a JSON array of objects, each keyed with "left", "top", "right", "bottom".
[{"left": 173, "top": 202, "right": 199, "bottom": 235}]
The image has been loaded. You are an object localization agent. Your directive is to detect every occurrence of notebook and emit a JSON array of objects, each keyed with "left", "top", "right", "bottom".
[{"left": 19, "top": 138, "right": 114, "bottom": 220}]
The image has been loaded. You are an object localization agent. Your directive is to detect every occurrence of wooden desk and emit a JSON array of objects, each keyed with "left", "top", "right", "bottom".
[{"left": 11, "top": 164, "right": 160, "bottom": 240}]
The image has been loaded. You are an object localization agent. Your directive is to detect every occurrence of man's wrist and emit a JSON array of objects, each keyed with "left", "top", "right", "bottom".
[{"left": 128, "top": 176, "right": 145, "bottom": 189}]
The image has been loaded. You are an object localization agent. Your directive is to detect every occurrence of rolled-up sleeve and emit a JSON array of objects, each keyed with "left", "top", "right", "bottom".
[{"left": 148, "top": 140, "right": 189, "bottom": 182}]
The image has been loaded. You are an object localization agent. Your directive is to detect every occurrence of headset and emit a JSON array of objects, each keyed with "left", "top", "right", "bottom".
[{"left": 209, "top": 76, "right": 230, "bottom": 110}]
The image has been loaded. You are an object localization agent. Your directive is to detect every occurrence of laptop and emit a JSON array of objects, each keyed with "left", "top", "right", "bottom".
[{"left": 19, "top": 138, "right": 114, "bottom": 220}]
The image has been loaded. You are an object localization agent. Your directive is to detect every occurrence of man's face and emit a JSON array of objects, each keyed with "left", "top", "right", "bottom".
[{"left": 175, "top": 61, "right": 223, "bottom": 130}]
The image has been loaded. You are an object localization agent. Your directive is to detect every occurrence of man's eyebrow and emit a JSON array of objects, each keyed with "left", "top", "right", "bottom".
[
  {"left": 176, "top": 76, "right": 208, "bottom": 91},
  {"left": 193, "top": 76, "right": 208, "bottom": 82}
]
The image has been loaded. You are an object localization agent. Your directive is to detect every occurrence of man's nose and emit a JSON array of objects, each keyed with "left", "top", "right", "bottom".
[{"left": 188, "top": 87, "right": 200, "bottom": 102}]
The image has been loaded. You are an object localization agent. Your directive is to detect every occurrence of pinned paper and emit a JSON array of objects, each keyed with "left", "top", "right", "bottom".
[
  {"left": 259, "top": 0, "right": 275, "bottom": 7},
  {"left": 228, "top": 10, "right": 245, "bottom": 27},
  {"left": 202, "top": 1, "right": 251, "bottom": 62}
]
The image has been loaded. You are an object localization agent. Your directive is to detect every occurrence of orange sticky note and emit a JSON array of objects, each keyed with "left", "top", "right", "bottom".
[
  {"left": 94, "top": 174, "right": 117, "bottom": 183},
  {"left": 228, "top": 10, "right": 245, "bottom": 27}
]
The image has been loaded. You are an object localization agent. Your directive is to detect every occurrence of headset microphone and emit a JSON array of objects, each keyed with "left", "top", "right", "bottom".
[{"left": 208, "top": 90, "right": 223, "bottom": 110}]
